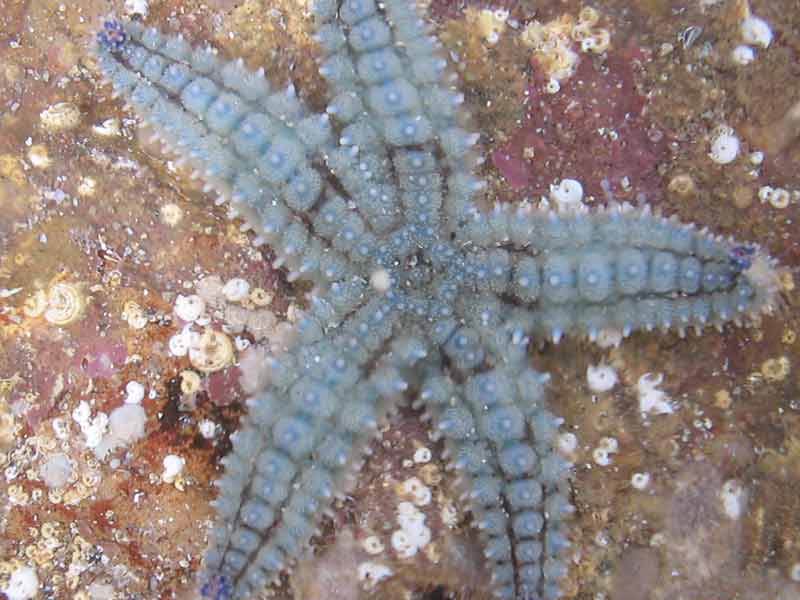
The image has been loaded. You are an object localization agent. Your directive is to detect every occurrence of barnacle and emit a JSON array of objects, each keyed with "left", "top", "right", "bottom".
[
  {"left": 43, "top": 282, "right": 85, "bottom": 327},
  {"left": 189, "top": 329, "right": 235, "bottom": 373},
  {"left": 122, "top": 300, "right": 148, "bottom": 329},
  {"left": 222, "top": 278, "right": 250, "bottom": 303},
  {"left": 248, "top": 287, "right": 272, "bottom": 307},
  {"left": 521, "top": 8, "right": 611, "bottom": 81},
  {"left": 180, "top": 369, "right": 202, "bottom": 395}
]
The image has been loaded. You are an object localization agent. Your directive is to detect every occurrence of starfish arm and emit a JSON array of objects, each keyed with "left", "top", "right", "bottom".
[
  {"left": 460, "top": 202, "right": 782, "bottom": 342},
  {"left": 93, "top": 20, "right": 380, "bottom": 286},
  {"left": 312, "top": 0, "right": 486, "bottom": 255},
  {"left": 201, "top": 299, "right": 412, "bottom": 599},
  {"left": 412, "top": 303, "right": 574, "bottom": 600}
]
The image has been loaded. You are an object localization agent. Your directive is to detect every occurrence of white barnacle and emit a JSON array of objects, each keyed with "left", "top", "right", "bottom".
[
  {"left": 198, "top": 419, "right": 217, "bottom": 439},
  {"left": 586, "top": 364, "right": 618, "bottom": 393},
  {"left": 757, "top": 185, "right": 792, "bottom": 209},
  {"left": 557, "top": 432, "right": 578, "bottom": 458},
  {"left": 1, "top": 564, "right": 38, "bottom": 600},
  {"left": 162, "top": 454, "right": 186, "bottom": 484},
  {"left": 740, "top": 15, "right": 772, "bottom": 48},
  {"left": 549, "top": 178, "right": 585, "bottom": 213},
  {"left": 593, "top": 436, "right": 619, "bottom": 466},
  {"left": 44, "top": 282, "right": 85, "bottom": 326},
  {"left": 731, "top": 44, "right": 756, "bottom": 65},
  {"left": 413, "top": 446, "right": 431, "bottom": 464},
  {"left": 397, "top": 477, "right": 431, "bottom": 507},
  {"left": 631, "top": 472, "right": 650, "bottom": 490},
  {"left": 709, "top": 126, "right": 740, "bottom": 165},
  {"left": 222, "top": 278, "right": 251, "bottom": 302},
  {"left": 92, "top": 117, "right": 122, "bottom": 137},
  {"left": 174, "top": 294, "right": 205, "bottom": 322},
  {"left": 592, "top": 447, "right": 612, "bottom": 466},
  {"left": 392, "top": 501, "right": 431, "bottom": 559},
  {"left": 357, "top": 561, "right": 393, "bottom": 590},
  {"left": 637, "top": 373, "right": 674, "bottom": 416},
  {"left": 362, "top": 535, "right": 384, "bottom": 555},
  {"left": 124, "top": 381, "right": 145, "bottom": 404}
]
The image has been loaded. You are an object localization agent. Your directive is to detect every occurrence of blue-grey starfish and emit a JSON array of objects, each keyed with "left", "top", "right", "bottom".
[{"left": 93, "top": 1, "right": 783, "bottom": 599}]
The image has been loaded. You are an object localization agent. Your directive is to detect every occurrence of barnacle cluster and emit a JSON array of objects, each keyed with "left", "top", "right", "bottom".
[
  {"left": 22, "top": 280, "right": 86, "bottom": 327},
  {"left": 466, "top": 7, "right": 511, "bottom": 46},
  {"left": 521, "top": 7, "right": 611, "bottom": 82},
  {"left": 92, "top": 0, "right": 783, "bottom": 598}
]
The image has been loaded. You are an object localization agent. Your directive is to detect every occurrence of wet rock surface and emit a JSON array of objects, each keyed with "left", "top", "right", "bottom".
[{"left": 0, "top": 0, "right": 799, "bottom": 598}]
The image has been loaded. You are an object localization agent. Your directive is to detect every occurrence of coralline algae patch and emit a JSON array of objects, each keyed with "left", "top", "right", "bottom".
[{"left": 490, "top": 14, "right": 666, "bottom": 202}]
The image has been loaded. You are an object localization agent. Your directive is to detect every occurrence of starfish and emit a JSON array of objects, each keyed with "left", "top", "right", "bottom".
[{"left": 93, "top": 1, "right": 783, "bottom": 599}]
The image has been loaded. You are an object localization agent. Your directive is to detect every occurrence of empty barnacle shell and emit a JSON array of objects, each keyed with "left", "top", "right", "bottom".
[
  {"left": 180, "top": 370, "right": 202, "bottom": 395},
  {"left": 122, "top": 300, "right": 148, "bottom": 330},
  {"left": 248, "top": 287, "right": 273, "bottom": 307},
  {"left": 174, "top": 294, "right": 206, "bottom": 322},
  {"left": 222, "top": 278, "right": 251, "bottom": 303},
  {"left": 189, "top": 328, "right": 235, "bottom": 373},
  {"left": 44, "top": 282, "right": 86, "bottom": 327}
]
